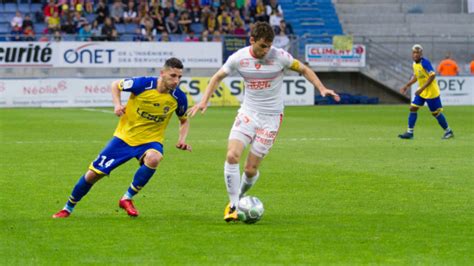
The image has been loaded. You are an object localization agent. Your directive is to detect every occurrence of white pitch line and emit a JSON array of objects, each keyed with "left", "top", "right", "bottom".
[{"left": 82, "top": 108, "right": 115, "bottom": 114}]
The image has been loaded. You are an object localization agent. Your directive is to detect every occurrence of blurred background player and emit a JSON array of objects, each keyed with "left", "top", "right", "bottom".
[
  {"left": 189, "top": 22, "right": 340, "bottom": 222},
  {"left": 53, "top": 58, "right": 191, "bottom": 218},
  {"left": 399, "top": 45, "right": 454, "bottom": 140}
]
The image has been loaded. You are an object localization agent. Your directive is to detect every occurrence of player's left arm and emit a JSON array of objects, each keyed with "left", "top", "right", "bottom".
[
  {"left": 174, "top": 88, "right": 192, "bottom": 151},
  {"left": 290, "top": 59, "right": 340, "bottom": 101},
  {"left": 176, "top": 117, "right": 192, "bottom": 152}
]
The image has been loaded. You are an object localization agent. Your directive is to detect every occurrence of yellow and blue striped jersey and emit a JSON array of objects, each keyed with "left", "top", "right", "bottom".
[
  {"left": 413, "top": 58, "right": 440, "bottom": 99},
  {"left": 114, "top": 76, "right": 188, "bottom": 146}
]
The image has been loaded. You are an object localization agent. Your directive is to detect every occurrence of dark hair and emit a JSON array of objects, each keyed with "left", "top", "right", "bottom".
[
  {"left": 250, "top": 21, "right": 275, "bottom": 42},
  {"left": 164, "top": 57, "right": 183, "bottom": 69}
]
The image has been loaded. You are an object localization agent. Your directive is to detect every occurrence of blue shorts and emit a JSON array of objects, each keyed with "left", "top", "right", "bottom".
[
  {"left": 411, "top": 95, "right": 443, "bottom": 112},
  {"left": 89, "top": 137, "right": 163, "bottom": 175}
]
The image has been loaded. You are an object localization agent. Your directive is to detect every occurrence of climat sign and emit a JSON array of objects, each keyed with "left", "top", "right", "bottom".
[
  {"left": 305, "top": 44, "right": 366, "bottom": 67},
  {"left": 0, "top": 42, "right": 222, "bottom": 68}
]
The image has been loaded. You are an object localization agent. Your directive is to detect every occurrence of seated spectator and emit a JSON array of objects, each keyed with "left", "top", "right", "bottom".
[
  {"left": 22, "top": 14, "right": 34, "bottom": 31},
  {"left": 78, "top": 22, "right": 92, "bottom": 41},
  {"left": 178, "top": 11, "right": 192, "bottom": 34},
  {"left": 217, "top": 10, "right": 232, "bottom": 33},
  {"left": 200, "top": 30, "right": 210, "bottom": 42},
  {"left": 101, "top": 17, "right": 117, "bottom": 41},
  {"left": 90, "top": 20, "right": 102, "bottom": 40},
  {"left": 205, "top": 11, "right": 217, "bottom": 33},
  {"left": 61, "top": 13, "right": 76, "bottom": 34},
  {"left": 141, "top": 17, "right": 157, "bottom": 41},
  {"left": 162, "top": 0, "right": 176, "bottom": 18},
  {"left": 84, "top": 0, "right": 94, "bottom": 15},
  {"left": 133, "top": 27, "right": 146, "bottom": 41},
  {"left": 233, "top": 20, "right": 246, "bottom": 35},
  {"left": 111, "top": 0, "right": 125, "bottom": 24},
  {"left": 175, "top": 0, "right": 187, "bottom": 13},
  {"left": 190, "top": 6, "right": 202, "bottom": 24},
  {"left": 152, "top": 12, "right": 166, "bottom": 33},
  {"left": 166, "top": 12, "right": 180, "bottom": 34},
  {"left": 73, "top": 11, "right": 88, "bottom": 32},
  {"left": 269, "top": 10, "right": 283, "bottom": 31},
  {"left": 43, "top": 0, "right": 59, "bottom": 23},
  {"left": 23, "top": 25, "right": 35, "bottom": 41},
  {"left": 53, "top": 30, "right": 63, "bottom": 41},
  {"left": 212, "top": 30, "right": 222, "bottom": 42},
  {"left": 185, "top": 31, "right": 199, "bottom": 42},
  {"left": 273, "top": 29, "right": 290, "bottom": 50},
  {"left": 254, "top": 0, "right": 268, "bottom": 22},
  {"left": 437, "top": 54, "right": 459, "bottom": 76},
  {"left": 266, "top": 0, "right": 283, "bottom": 17},
  {"left": 275, "top": 19, "right": 293, "bottom": 35},
  {"left": 159, "top": 31, "right": 170, "bottom": 42},
  {"left": 11, "top": 11, "right": 24, "bottom": 28},
  {"left": 95, "top": 0, "right": 109, "bottom": 25},
  {"left": 47, "top": 11, "right": 61, "bottom": 33},
  {"left": 123, "top": 1, "right": 138, "bottom": 24},
  {"left": 10, "top": 25, "right": 23, "bottom": 42},
  {"left": 200, "top": 5, "right": 212, "bottom": 26},
  {"left": 185, "top": 0, "right": 200, "bottom": 10}
]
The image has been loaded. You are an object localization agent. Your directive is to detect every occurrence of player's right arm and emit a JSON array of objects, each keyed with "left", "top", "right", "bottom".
[
  {"left": 400, "top": 75, "right": 417, "bottom": 95},
  {"left": 188, "top": 69, "right": 228, "bottom": 117},
  {"left": 111, "top": 80, "right": 125, "bottom": 116}
]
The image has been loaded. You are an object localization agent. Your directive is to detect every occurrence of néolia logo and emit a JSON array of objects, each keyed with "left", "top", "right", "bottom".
[{"left": 0, "top": 43, "right": 53, "bottom": 64}]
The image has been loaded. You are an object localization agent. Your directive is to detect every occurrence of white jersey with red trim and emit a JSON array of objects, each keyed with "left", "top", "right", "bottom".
[{"left": 221, "top": 46, "right": 294, "bottom": 114}]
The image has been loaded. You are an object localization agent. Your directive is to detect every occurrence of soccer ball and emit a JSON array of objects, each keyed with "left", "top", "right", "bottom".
[{"left": 237, "top": 196, "right": 264, "bottom": 224}]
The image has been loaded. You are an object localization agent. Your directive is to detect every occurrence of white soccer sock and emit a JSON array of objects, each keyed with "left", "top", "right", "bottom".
[
  {"left": 224, "top": 161, "right": 241, "bottom": 208},
  {"left": 240, "top": 171, "right": 259, "bottom": 197}
]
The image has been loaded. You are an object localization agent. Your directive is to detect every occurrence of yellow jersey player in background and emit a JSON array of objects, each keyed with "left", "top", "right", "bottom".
[
  {"left": 399, "top": 44, "right": 454, "bottom": 139},
  {"left": 53, "top": 58, "right": 191, "bottom": 218}
]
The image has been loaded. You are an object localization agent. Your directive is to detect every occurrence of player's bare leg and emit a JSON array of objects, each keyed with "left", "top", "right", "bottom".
[
  {"left": 120, "top": 150, "right": 162, "bottom": 217},
  {"left": 399, "top": 105, "right": 419, "bottom": 139},
  {"left": 53, "top": 170, "right": 105, "bottom": 218},
  {"left": 240, "top": 152, "right": 263, "bottom": 197},
  {"left": 224, "top": 139, "right": 246, "bottom": 222}
]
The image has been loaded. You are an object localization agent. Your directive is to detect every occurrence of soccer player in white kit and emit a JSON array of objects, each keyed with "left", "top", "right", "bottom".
[{"left": 189, "top": 22, "right": 340, "bottom": 222}]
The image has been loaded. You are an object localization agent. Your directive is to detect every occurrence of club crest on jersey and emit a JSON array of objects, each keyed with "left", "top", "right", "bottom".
[
  {"left": 240, "top": 59, "right": 250, "bottom": 67},
  {"left": 122, "top": 79, "right": 134, "bottom": 89},
  {"left": 163, "top": 106, "right": 170, "bottom": 114},
  {"left": 255, "top": 63, "right": 261, "bottom": 70}
]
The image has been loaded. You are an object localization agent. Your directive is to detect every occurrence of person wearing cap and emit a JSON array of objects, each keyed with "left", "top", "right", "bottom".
[{"left": 398, "top": 44, "right": 454, "bottom": 139}]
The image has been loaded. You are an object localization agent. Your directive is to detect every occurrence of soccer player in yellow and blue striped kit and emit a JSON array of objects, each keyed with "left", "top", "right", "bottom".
[
  {"left": 53, "top": 58, "right": 191, "bottom": 218},
  {"left": 399, "top": 44, "right": 454, "bottom": 139}
]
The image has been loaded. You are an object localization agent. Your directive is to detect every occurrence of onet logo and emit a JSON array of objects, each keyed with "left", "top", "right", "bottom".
[{"left": 64, "top": 43, "right": 115, "bottom": 64}]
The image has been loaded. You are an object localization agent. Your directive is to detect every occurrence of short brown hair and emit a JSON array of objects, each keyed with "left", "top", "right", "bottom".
[
  {"left": 164, "top": 57, "right": 183, "bottom": 69},
  {"left": 250, "top": 22, "right": 275, "bottom": 42}
]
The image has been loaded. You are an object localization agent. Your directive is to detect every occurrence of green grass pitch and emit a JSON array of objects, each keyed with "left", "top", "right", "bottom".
[{"left": 0, "top": 105, "right": 473, "bottom": 264}]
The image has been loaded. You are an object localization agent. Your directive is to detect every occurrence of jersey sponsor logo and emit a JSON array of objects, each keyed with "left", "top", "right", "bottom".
[
  {"left": 246, "top": 80, "right": 271, "bottom": 90},
  {"left": 123, "top": 79, "right": 134, "bottom": 89},
  {"left": 136, "top": 107, "right": 167, "bottom": 123},
  {"left": 240, "top": 59, "right": 250, "bottom": 67}
]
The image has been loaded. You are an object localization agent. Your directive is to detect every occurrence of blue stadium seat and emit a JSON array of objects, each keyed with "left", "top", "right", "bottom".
[
  {"left": 30, "top": 3, "right": 42, "bottom": 13},
  {"left": 18, "top": 4, "right": 29, "bottom": 13},
  {"left": 125, "top": 23, "right": 138, "bottom": 34},
  {"left": 0, "top": 23, "right": 10, "bottom": 34},
  {"left": 5, "top": 3, "right": 18, "bottom": 12},
  {"left": 190, "top": 23, "right": 204, "bottom": 34},
  {"left": 115, "top": 23, "right": 125, "bottom": 34}
]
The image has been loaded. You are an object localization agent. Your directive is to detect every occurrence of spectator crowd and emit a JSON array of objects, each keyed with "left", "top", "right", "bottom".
[{"left": 8, "top": 0, "right": 294, "bottom": 49}]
